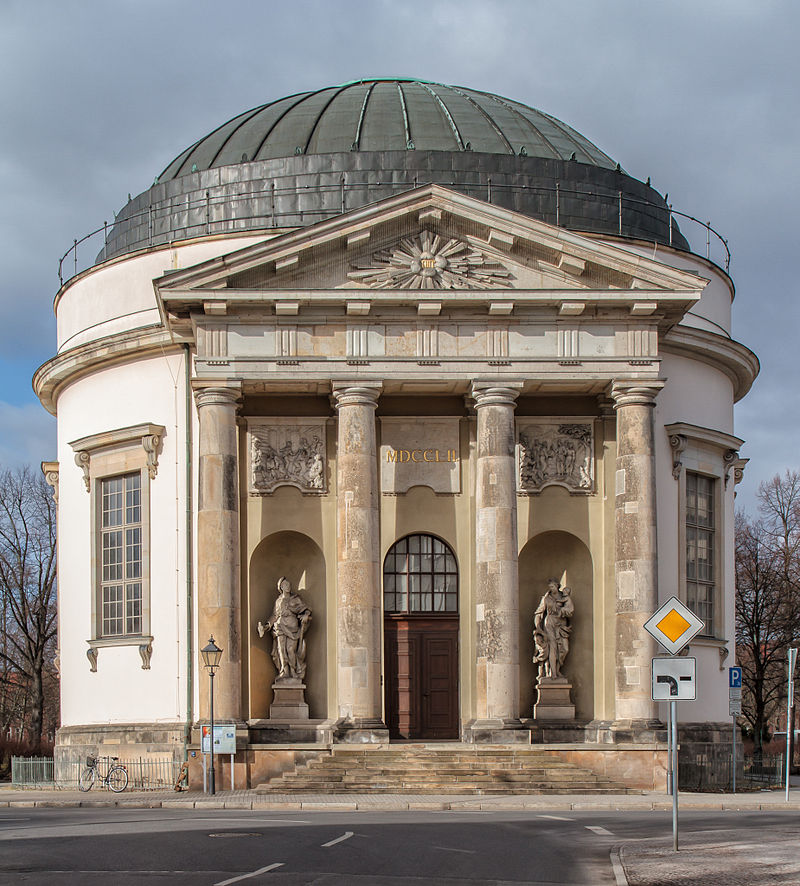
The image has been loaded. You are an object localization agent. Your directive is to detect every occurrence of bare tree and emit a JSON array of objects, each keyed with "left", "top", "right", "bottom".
[
  {"left": 0, "top": 466, "right": 58, "bottom": 751},
  {"left": 736, "top": 471, "right": 800, "bottom": 756}
]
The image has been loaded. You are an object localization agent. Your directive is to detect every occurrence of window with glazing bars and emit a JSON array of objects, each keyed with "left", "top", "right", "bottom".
[
  {"left": 100, "top": 473, "right": 142, "bottom": 636},
  {"left": 686, "top": 471, "right": 714, "bottom": 633},
  {"left": 383, "top": 534, "right": 458, "bottom": 613}
]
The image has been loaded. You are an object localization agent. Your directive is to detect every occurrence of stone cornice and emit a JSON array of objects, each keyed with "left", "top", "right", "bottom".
[
  {"left": 33, "top": 326, "right": 178, "bottom": 415},
  {"left": 661, "top": 325, "right": 759, "bottom": 402}
]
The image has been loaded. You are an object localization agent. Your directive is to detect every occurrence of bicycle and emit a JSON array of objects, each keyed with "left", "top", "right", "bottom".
[{"left": 78, "top": 755, "right": 128, "bottom": 793}]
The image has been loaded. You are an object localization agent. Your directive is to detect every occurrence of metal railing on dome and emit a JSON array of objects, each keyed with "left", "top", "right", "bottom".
[{"left": 57, "top": 179, "right": 731, "bottom": 286}]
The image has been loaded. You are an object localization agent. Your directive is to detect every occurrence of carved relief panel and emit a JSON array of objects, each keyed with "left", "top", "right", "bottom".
[
  {"left": 517, "top": 419, "right": 595, "bottom": 494},
  {"left": 248, "top": 419, "right": 327, "bottom": 494}
]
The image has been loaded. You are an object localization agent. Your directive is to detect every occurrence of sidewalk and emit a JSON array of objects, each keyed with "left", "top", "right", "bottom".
[{"left": 2, "top": 783, "right": 800, "bottom": 811}]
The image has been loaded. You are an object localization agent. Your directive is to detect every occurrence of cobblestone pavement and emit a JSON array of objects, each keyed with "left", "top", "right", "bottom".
[{"left": 618, "top": 830, "right": 800, "bottom": 886}]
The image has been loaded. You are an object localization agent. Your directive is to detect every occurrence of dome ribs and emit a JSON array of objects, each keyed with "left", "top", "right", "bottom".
[
  {"left": 396, "top": 82, "right": 412, "bottom": 149},
  {"left": 444, "top": 85, "right": 515, "bottom": 154},
  {"left": 418, "top": 82, "right": 464, "bottom": 150},
  {"left": 155, "top": 79, "right": 622, "bottom": 181},
  {"left": 352, "top": 82, "right": 376, "bottom": 151},
  {"left": 470, "top": 89, "right": 562, "bottom": 160},
  {"left": 302, "top": 84, "right": 354, "bottom": 156}
]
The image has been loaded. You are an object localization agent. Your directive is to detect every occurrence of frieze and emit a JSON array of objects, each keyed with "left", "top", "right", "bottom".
[
  {"left": 517, "top": 420, "right": 595, "bottom": 494},
  {"left": 249, "top": 420, "right": 327, "bottom": 494},
  {"left": 348, "top": 230, "right": 511, "bottom": 290}
]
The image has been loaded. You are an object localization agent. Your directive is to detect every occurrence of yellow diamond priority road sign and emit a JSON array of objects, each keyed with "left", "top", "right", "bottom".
[{"left": 643, "top": 596, "right": 705, "bottom": 655}]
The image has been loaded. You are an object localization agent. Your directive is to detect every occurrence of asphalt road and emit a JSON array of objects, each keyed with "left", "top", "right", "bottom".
[{"left": 0, "top": 807, "right": 796, "bottom": 885}]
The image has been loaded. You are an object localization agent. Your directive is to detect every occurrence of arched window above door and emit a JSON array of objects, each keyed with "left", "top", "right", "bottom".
[{"left": 383, "top": 534, "right": 458, "bottom": 614}]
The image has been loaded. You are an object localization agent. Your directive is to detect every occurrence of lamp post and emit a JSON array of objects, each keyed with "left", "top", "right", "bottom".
[{"left": 201, "top": 636, "right": 223, "bottom": 795}]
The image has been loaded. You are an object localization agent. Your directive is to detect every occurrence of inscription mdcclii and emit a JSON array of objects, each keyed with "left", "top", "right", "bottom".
[
  {"left": 380, "top": 418, "right": 461, "bottom": 495},
  {"left": 385, "top": 448, "right": 458, "bottom": 463}
]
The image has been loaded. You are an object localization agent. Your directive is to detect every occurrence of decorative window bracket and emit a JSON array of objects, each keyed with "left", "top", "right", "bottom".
[{"left": 71, "top": 423, "right": 165, "bottom": 492}]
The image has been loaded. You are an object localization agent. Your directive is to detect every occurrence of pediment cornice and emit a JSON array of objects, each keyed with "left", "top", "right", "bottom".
[{"left": 155, "top": 184, "right": 707, "bottom": 301}]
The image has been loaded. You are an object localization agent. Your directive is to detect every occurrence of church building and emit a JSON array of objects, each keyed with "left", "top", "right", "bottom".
[{"left": 35, "top": 80, "right": 758, "bottom": 789}]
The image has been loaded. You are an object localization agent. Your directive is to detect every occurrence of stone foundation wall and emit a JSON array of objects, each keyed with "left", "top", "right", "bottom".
[{"left": 55, "top": 723, "right": 186, "bottom": 764}]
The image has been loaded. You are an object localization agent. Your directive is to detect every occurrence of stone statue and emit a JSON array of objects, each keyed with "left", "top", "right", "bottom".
[
  {"left": 258, "top": 577, "right": 312, "bottom": 682},
  {"left": 533, "top": 577, "right": 574, "bottom": 680}
]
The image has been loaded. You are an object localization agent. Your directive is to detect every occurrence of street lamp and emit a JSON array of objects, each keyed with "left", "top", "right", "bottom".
[{"left": 201, "top": 636, "right": 223, "bottom": 795}]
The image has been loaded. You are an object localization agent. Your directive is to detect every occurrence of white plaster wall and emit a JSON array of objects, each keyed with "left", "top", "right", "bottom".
[
  {"left": 56, "top": 235, "right": 271, "bottom": 352},
  {"left": 653, "top": 351, "right": 737, "bottom": 723},
  {"left": 607, "top": 241, "right": 733, "bottom": 337},
  {"left": 56, "top": 351, "right": 190, "bottom": 726}
]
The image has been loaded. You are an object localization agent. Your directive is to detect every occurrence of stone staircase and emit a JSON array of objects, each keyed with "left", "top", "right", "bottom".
[{"left": 255, "top": 744, "right": 635, "bottom": 794}]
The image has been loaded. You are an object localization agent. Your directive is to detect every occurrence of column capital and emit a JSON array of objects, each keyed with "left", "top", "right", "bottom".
[
  {"left": 331, "top": 381, "right": 383, "bottom": 410},
  {"left": 470, "top": 381, "right": 524, "bottom": 409},
  {"left": 192, "top": 379, "right": 243, "bottom": 409},
  {"left": 609, "top": 379, "right": 665, "bottom": 409}
]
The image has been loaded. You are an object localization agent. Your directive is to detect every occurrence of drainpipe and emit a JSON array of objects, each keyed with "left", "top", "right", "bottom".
[{"left": 183, "top": 343, "right": 194, "bottom": 758}]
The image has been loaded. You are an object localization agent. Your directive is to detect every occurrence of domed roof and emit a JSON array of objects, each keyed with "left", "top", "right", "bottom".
[{"left": 158, "top": 79, "right": 618, "bottom": 181}]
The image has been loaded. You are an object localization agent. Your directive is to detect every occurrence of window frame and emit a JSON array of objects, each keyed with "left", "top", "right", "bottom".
[
  {"left": 383, "top": 533, "right": 459, "bottom": 616},
  {"left": 70, "top": 423, "right": 163, "bottom": 667},
  {"left": 667, "top": 422, "right": 743, "bottom": 641}
]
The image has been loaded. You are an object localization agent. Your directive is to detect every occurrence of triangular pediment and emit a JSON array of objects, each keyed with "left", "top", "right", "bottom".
[{"left": 156, "top": 184, "right": 706, "bottom": 316}]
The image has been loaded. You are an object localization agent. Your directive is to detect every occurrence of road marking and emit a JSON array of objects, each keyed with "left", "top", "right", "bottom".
[
  {"left": 194, "top": 817, "right": 310, "bottom": 824},
  {"left": 537, "top": 814, "right": 573, "bottom": 821},
  {"left": 322, "top": 831, "right": 354, "bottom": 847},
  {"left": 215, "top": 862, "right": 284, "bottom": 885},
  {"left": 433, "top": 845, "right": 476, "bottom": 854},
  {"left": 586, "top": 825, "right": 614, "bottom": 836}
]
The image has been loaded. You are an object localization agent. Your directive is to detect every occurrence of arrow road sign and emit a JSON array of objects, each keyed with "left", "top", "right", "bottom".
[
  {"left": 652, "top": 657, "right": 696, "bottom": 700},
  {"left": 729, "top": 666, "right": 742, "bottom": 689},
  {"left": 644, "top": 597, "right": 705, "bottom": 655}
]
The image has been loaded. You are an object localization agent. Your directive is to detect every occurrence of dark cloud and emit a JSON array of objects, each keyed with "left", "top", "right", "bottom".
[{"left": 1, "top": 0, "right": 797, "bottom": 513}]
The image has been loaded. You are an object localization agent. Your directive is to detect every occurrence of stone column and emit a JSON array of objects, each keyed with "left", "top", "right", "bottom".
[
  {"left": 610, "top": 380, "right": 664, "bottom": 729},
  {"left": 469, "top": 382, "right": 525, "bottom": 741},
  {"left": 332, "top": 382, "right": 387, "bottom": 741},
  {"left": 193, "top": 380, "right": 243, "bottom": 723}
]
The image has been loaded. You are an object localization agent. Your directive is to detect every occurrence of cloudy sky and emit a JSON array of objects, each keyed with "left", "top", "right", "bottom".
[{"left": 1, "top": 0, "right": 797, "bottom": 513}]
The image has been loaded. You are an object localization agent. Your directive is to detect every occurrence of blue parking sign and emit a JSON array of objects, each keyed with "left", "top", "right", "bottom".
[{"left": 729, "top": 666, "right": 742, "bottom": 688}]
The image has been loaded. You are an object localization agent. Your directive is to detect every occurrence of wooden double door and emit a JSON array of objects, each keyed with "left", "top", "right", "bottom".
[{"left": 384, "top": 617, "right": 459, "bottom": 740}]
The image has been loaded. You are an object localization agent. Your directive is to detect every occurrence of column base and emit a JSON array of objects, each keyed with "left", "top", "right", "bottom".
[
  {"left": 462, "top": 719, "right": 531, "bottom": 744},
  {"left": 585, "top": 718, "right": 667, "bottom": 744},
  {"left": 333, "top": 718, "right": 390, "bottom": 744}
]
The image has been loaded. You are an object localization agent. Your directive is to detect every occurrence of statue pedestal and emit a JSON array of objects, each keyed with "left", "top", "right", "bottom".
[
  {"left": 268, "top": 678, "right": 309, "bottom": 721},
  {"left": 534, "top": 677, "right": 575, "bottom": 720}
]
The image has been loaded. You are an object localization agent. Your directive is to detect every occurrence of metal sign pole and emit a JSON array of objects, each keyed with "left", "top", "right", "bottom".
[
  {"left": 672, "top": 698, "right": 679, "bottom": 851},
  {"left": 732, "top": 715, "right": 736, "bottom": 794},
  {"left": 786, "top": 648, "right": 797, "bottom": 802},
  {"left": 666, "top": 702, "right": 673, "bottom": 795}
]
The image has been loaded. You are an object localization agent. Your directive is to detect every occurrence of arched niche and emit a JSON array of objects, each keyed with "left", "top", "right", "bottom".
[
  {"left": 519, "top": 531, "right": 593, "bottom": 720},
  {"left": 248, "top": 531, "right": 326, "bottom": 720}
]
